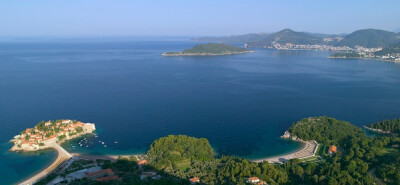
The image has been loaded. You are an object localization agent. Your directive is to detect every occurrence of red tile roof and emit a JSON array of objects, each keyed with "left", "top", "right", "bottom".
[
  {"left": 189, "top": 177, "right": 200, "bottom": 182},
  {"left": 95, "top": 175, "right": 120, "bottom": 182},
  {"left": 329, "top": 145, "right": 337, "bottom": 153},
  {"left": 86, "top": 168, "right": 114, "bottom": 178},
  {"left": 249, "top": 177, "right": 260, "bottom": 181},
  {"left": 138, "top": 159, "right": 148, "bottom": 165}
]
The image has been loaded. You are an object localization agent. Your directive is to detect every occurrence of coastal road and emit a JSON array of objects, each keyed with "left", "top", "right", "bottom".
[{"left": 19, "top": 144, "right": 72, "bottom": 185}]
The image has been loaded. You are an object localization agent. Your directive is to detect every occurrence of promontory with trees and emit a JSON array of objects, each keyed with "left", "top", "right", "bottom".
[
  {"left": 162, "top": 43, "right": 252, "bottom": 56},
  {"left": 38, "top": 116, "right": 400, "bottom": 185}
]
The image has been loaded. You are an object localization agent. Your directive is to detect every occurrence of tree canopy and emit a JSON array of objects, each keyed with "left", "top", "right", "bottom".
[
  {"left": 369, "top": 118, "right": 400, "bottom": 133},
  {"left": 288, "top": 116, "right": 365, "bottom": 145},
  {"left": 147, "top": 135, "right": 215, "bottom": 170}
]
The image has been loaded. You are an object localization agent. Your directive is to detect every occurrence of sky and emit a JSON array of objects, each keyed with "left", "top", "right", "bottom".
[{"left": 0, "top": 0, "right": 399, "bottom": 37}]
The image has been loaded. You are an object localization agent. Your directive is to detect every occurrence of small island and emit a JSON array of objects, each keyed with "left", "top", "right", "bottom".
[
  {"left": 10, "top": 119, "right": 95, "bottom": 152},
  {"left": 162, "top": 43, "right": 252, "bottom": 56}
]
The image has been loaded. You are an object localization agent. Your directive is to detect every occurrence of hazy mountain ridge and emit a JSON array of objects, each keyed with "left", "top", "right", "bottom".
[
  {"left": 191, "top": 33, "right": 271, "bottom": 44},
  {"left": 337, "top": 29, "right": 400, "bottom": 48},
  {"left": 247, "top": 29, "right": 326, "bottom": 47},
  {"left": 193, "top": 28, "right": 400, "bottom": 49}
]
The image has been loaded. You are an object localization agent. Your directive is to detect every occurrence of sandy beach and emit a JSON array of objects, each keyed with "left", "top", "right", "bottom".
[
  {"left": 252, "top": 140, "right": 318, "bottom": 163},
  {"left": 18, "top": 144, "right": 72, "bottom": 185}
]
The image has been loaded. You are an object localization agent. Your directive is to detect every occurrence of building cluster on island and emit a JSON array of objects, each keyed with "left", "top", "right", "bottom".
[{"left": 10, "top": 119, "right": 95, "bottom": 151}]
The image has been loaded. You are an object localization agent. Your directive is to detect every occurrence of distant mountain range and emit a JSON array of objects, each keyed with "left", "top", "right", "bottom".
[
  {"left": 192, "top": 33, "right": 271, "bottom": 44},
  {"left": 193, "top": 28, "right": 400, "bottom": 49},
  {"left": 246, "top": 29, "right": 327, "bottom": 47}
]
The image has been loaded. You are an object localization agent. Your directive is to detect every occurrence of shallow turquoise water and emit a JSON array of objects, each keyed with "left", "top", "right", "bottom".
[{"left": 2, "top": 37, "right": 400, "bottom": 183}]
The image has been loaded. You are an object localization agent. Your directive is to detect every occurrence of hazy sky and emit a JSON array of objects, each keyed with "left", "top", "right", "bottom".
[{"left": 0, "top": 0, "right": 399, "bottom": 36}]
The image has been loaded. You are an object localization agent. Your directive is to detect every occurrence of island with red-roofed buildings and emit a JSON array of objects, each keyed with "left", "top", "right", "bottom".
[{"left": 10, "top": 119, "right": 95, "bottom": 152}]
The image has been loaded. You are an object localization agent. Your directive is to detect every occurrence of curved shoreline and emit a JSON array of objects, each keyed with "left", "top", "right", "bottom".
[
  {"left": 18, "top": 144, "right": 72, "bottom": 185},
  {"left": 18, "top": 133, "right": 317, "bottom": 184},
  {"left": 252, "top": 140, "right": 318, "bottom": 163}
]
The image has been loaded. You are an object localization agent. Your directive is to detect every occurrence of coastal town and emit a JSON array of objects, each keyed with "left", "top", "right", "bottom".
[
  {"left": 10, "top": 119, "right": 95, "bottom": 152},
  {"left": 244, "top": 40, "right": 400, "bottom": 62}
]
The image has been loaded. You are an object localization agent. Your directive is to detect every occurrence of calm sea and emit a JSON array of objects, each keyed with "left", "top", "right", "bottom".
[{"left": 2, "top": 37, "right": 400, "bottom": 184}]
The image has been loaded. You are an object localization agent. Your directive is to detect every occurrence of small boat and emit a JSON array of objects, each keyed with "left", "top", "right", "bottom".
[
  {"left": 104, "top": 145, "right": 107, "bottom": 147},
  {"left": 101, "top": 142, "right": 105, "bottom": 144},
  {"left": 114, "top": 141, "right": 118, "bottom": 144},
  {"left": 86, "top": 145, "right": 88, "bottom": 147},
  {"left": 79, "top": 144, "right": 82, "bottom": 146}
]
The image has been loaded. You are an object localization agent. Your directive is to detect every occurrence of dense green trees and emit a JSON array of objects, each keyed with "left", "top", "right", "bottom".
[
  {"left": 147, "top": 135, "right": 215, "bottom": 170},
  {"left": 182, "top": 43, "right": 248, "bottom": 54},
  {"left": 76, "top": 126, "right": 84, "bottom": 133},
  {"left": 369, "top": 118, "right": 400, "bottom": 133},
  {"left": 330, "top": 52, "right": 361, "bottom": 58},
  {"left": 337, "top": 29, "right": 400, "bottom": 48},
  {"left": 164, "top": 43, "right": 249, "bottom": 55},
  {"left": 288, "top": 116, "right": 365, "bottom": 145},
  {"left": 44, "top": 117, "right": 400, "bottom": 185}
]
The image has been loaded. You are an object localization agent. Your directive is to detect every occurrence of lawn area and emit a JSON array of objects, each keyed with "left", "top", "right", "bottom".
[
  {"left": 300, "top": 156, "right": 322, "bottom": 163},
  {"left": 174, "top": 159, "right": 191, "bottom": 171},
  {"left": 316, "top": 144, "right": 328, "bottom": 156}
]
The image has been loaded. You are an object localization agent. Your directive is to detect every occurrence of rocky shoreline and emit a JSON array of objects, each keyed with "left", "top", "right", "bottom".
[
  {"left": 281, "top": 130, "right": 305, "bottom": 142},
  {"left": 363, "top": 126, "right": 392, "bottom": 134}
]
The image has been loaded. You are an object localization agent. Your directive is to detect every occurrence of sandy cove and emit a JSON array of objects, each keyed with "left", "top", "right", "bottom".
[
  {"left": 18, "top": 144, "right": 72, "bottom": 185},
  {"left": 252, "top": 131, "right": 319, "bottom": 163},
  {"left": 252, "top": 140, "right": 318, "bottom": 163}
]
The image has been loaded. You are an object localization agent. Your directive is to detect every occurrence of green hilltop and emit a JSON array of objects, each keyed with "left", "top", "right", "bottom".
[
  {"left": 288, "top": 116, "right": 365, "bottom": 145},
  {"left": 337, "top": 29, "right": 400, "bottom": 48}
]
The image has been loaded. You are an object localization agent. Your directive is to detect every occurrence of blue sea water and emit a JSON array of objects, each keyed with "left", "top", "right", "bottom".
[{"left": 2, "top": 37, "right": 400, "bottom": 184}]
